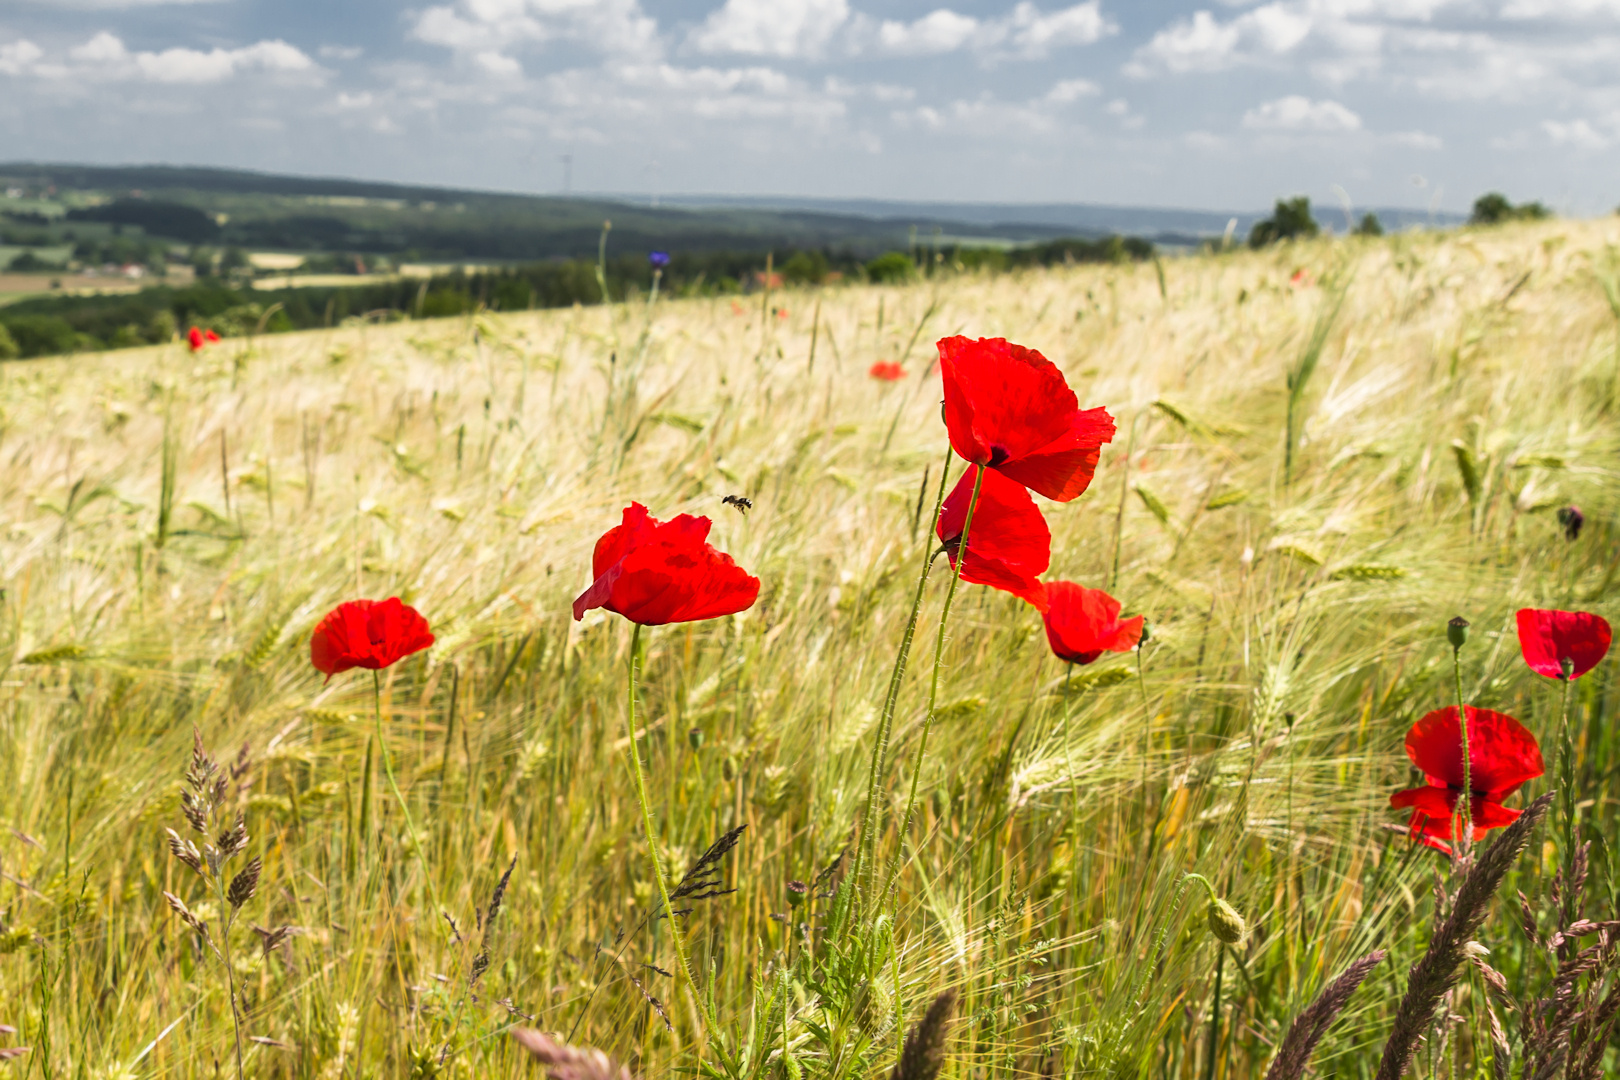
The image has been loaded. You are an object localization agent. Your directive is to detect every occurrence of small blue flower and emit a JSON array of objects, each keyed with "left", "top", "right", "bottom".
[{"left": 648, "top": 251, "right": 670, "bottom": 269}]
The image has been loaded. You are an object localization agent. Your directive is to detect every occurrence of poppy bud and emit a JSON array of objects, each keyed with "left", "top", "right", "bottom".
[
  {"left": 1447, "top": 616, "right": 1470, "bottom": 651},
  {"left": 687, "top": 727, "right": 705, "bottom": 750},
  {"left": 1207, "top": 897, "right": 1247, "bottom": 945},
  {"left": 1557, "top": 505, "right": 1584, "bottom": 541},
  {"left": 787, "top": 880, "right": 808, "bottom": 907},
  {"left": 1138, "top": 621, "right": 1153, "bottom": 646}
]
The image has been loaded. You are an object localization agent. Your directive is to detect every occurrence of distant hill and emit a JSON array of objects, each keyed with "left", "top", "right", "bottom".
[{"left": 0, "top": 162, "right": 1461, "bottom": 263}]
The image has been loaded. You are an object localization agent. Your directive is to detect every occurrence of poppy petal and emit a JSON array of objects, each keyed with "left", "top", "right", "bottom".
[
  {"left": 574, "top": 504, "right": 760, "bottom": 626},
  {"left": 1403, "top": 706, "right": 1544, "bottom": 795},
  {"left": 937, "top": 336, "right": 1115, "bottom": 503},
  {"left": 1515, "top": 608, "right": 1612, "bottom": 680},
  {"left": 1041, "top": 581, "right": 1143, "bottom": 665},
  {"left": 310, "top": 598, "right": 433, "bottom": 680},
  {"left": 937, "top": 466, "right": 1051, "bottom": 610}
]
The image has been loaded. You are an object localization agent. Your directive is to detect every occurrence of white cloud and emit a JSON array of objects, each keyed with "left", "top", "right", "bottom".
[
  {"left": 0, "top": 39, "right": 46, "bottom": 75},
  {"left": 13, "top": 0, "right": 223, "bottom": 7},
  {"left": 1003, "top": 1, "right": 1115, "bottom": 55},
  {"left": 8, "top": 33, "right": 317, "bottom": 83},
  {"left": 1126, "top": 11, "right": 1241, "bottom": 74},
  {"left": 1242, "top": 94, "right": 1362, "bottom": 130},
  {"left": 689, "top": 0, "right": 851, "bottom": 58},
  {"left": 1543, "top": 117, "right": 1609, "bottom": 148},
  {"left": 1045, "top": 77, "right": 1100, "bottom": 102},
  {"left": 475, "top": 51, "right": 523, "bottom": 76},
  {"left": 412, "top": 0, "right": 660, "bottom": 60},
  {"left": 1388, "top": 129, "right": 1443, "bottom": 148},
  {"left": 876, "top": 9, "right": 978, "bottom": 55},
  {"left": 135, "top": 39, "right": 315, "bottom": 83},
  {"left": 1504, "top": 0, "right": 1620, "bottom": 17},
  {"left": 694, "top": 0, "right": 1114, "bottom": 60},
  {"left": 319, "top": 45, "right": 364, "bottom": 60}
]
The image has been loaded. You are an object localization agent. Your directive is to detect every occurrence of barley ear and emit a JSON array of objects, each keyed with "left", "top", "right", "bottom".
[
  {"left": 1264, "top": 950, "right": 1385, "bottom": 1080},
  {"left": 1374, "top": 792, "right": 1553, "bottom": 1080},
  {"left": 889, "top": 989, "right": 957, "bottom": 1080}
]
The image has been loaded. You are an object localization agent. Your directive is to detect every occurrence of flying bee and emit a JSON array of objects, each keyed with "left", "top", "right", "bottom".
[{"left": 722, "top": 494, "right": 753, "bottom": 515}]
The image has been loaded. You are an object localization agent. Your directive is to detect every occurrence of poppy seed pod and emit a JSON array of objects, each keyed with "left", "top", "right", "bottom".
[
  {"left": 687, "top": 727, "right": 705, "bottom": 750},
  {"left": 1446, "top": 616, "right": 1470, "bottom": 650},
  {"left": 787, "top": 880, "right": 808, "bottom": 908},
  {"left": 1207, "top": 897, "right": 1247, "bottom": 945}
]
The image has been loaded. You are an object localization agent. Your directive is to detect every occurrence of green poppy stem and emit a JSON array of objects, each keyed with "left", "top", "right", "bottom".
[
  {"left": 373, "top": 670, "right": 445, "bottom": 929},
  {"left": 886, "top": 463, "right": 986, "bottom": 902},
  {"left": 1450, "top": 646, "right": 1471, "bottom": 859},
  {"left": 623, "top": 622, "right": 714, "bottom": 1049},
  {"left": 1557, "top": 669, "right": 1576, "bottom": 921},
  {"left": 852, "top": 442, "right": 953, "bottom": 917}
]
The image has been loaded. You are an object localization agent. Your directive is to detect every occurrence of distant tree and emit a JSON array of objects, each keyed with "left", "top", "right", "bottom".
[
  {"left": 782, "top": 250, "right": 828, "bottom": 285},
  {"left": 1354, "top": 212, "right": 1384, "bottom": 237},
  {"left": 7, "top": 250, "right": 62, "bottom": 272},
  {"left": 1248, "top": 197, "right": 1319, "bottom": 248},
  {"left": 865, "top": 251, "right": 914, "bottom": 284},
  {"left": 220, "top": 247, "right": 250, "bottom": 273},
  {"left": 1470, "top": 192, "right": 1552, "bottom": 226},
  {"left": 0, "top": 322, "right": 18, "bottom": 360}
]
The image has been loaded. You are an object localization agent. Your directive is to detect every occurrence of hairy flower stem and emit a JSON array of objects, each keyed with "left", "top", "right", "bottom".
[
  {"left": 624, "top": 623, "right": 715, "bottom": 1049},
  {"left": 1450, "top": 645, "right": 1471, "bottom": 860},
  {"left": 887, "top": 464, "right": 986, "bottom": 900},
  {"left": 1557, "top": 672, "right": 1576, "bottom": 921},
  {"left": 854, "top": 443, "right": 953, "bottom": 912},
  {"left": 373, "top": 671, "right": 445, "bottom": 930},
  {"left": 1204, "top": 947, "right": 1225, "bottom": 1080}
]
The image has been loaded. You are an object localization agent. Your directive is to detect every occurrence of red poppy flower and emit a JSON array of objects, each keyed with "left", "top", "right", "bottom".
[
  {"left": 935, "top": 465, "right": 1050, "bottom": 610},
  {"left": 573, "top": 503, "right": 759, "bottom": 626},
  {"left": 310, "top": 598, "right": 435, "bottom": 681},
  {"left": 1515, "top": 608, "right": 1611, "bottom": 680},
  {"left": 1389, "top": 706, "right": 1543, "bottom": 852},
  {"left": 206, "top": 329, "right": 220, "bottom": 343},
  {"left": 1041, "top": 581, "right": 1143, "bottom": 665},
  {"left": 936, "top": 336, "right": 1116, "bottom": 502},
  {"left": 869, "top": 361, "right": 905, "bottom": 381},
  {"left": 187, "top": 326, "right": 207, "bottom": 351}
]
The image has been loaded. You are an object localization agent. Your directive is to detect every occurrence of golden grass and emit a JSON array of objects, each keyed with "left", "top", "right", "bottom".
[{"left": 1, "top": 217, "right": 1618, "bottom": 1077}]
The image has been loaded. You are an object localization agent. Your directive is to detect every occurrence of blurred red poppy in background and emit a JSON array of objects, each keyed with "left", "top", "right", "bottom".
[
  {"left": 936, "top": 336, "right": 1115, "bottom": 502},
  {"left": 1040, "top": 582, "right": 1143, "bottom": 665},
  {"left": 869, "top": 361, "right": 905, "bottom": 381},
  {"left": 310, "top": 598, "right": 435, "bottom": 680},
  {"left": 187, "top": 327, "right": 220, "bottom": 352},
  {"left": 573, "top": 503, "right": 759, "bottom": 626},
  {"left": 1389, "top": 706, "right": 1543, "bottom": 853},
  {"left": 1515, "top": 607, "right": 1611, "bottom": 680},
  {"left": 936, "top": 465, "right": 1050, "bottom": 610}
]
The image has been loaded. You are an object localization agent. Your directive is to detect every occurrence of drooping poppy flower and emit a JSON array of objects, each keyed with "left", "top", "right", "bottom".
[
  {"left": 1041, "top": 581, "right": 1144, "bottom": 665},
  {"left": 936, "top": 336, "right": 1116, "bottom": 502},
  {"left": 935, "top": 465, "right": 1050, "bottom": 610},
  {"left": 573, "top": 503, "right": 759, "bottom": 626},
  {"left": 1516, "top": 608, "right": 1611, "bottom": 680},
  {"left": 869, "top": 361, "right": 905, "bottom": 381},
  {"left": 1389, "top": 706, "right": 1543, "bottom": 853},
  {"left": 206, "top": 329, "right": 220, "bottom": 343},
  {"left": 310, "top": 598, "right": 435, "bottom": 681}
]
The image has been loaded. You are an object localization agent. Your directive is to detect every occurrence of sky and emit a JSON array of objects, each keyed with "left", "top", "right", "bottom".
[{"left": 2, "top": 0, "right": 1619, "bottom": 215}]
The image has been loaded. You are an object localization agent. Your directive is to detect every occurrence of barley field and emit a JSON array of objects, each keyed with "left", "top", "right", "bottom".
[{"left": 2, "top": 218, "right": 1619, "bottom": 1079}]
